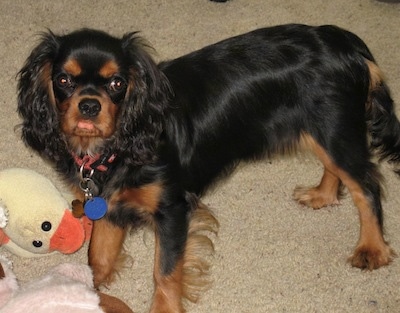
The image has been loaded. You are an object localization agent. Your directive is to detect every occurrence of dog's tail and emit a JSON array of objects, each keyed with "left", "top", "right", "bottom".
[{"left": 366, "top": 60, "right": 400, "bottom": 173}]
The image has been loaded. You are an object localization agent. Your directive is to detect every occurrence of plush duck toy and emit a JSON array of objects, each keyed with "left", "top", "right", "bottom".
[{"left": 0, "top": 168, "right": 91, "bottom": 257}]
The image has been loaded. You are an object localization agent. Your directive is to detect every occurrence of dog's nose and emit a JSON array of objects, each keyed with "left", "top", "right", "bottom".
[{"left": 78, "top": 99, "right": 101, "bottom": 117}]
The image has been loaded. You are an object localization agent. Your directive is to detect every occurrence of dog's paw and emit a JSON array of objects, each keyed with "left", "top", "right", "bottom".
[
  {"left": 348, "top": 244, "right": 396, "bottom": 270},
  {"left": 293, "top": 186, "right": 340, "bottom": 209}
]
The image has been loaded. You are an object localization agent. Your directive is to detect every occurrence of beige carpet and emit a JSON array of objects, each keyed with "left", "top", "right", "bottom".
[{"left": 1, "top": 0, "right": 400, "bottom": 312}]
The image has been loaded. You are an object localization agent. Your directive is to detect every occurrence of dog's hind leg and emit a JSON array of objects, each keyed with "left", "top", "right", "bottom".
[
  {"left": 302, "top": 134, "right": 395, "bottom": 269},
  {"left": 293, "top": 167, "right": 341, "bottom": 209}
]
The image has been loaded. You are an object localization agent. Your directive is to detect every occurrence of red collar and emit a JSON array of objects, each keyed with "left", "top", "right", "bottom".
[{"left": 73, "top": 153, "right": 117, "bottom": 172}]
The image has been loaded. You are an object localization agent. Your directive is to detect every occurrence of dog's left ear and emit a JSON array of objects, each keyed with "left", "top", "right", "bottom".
[
  {"left": 17, "top": 32, "right": 66, "bottom": 162},
  {"left": 116, "top": 33, "right": 171, "bottom": 165}
]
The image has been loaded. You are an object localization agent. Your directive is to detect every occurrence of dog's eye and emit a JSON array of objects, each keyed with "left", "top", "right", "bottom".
[
  {"left": 55, "top": 74, "right": 74, "bottom": 89},
  {"left": 108, "top": 77, "right": 126, "bottom": 92}
]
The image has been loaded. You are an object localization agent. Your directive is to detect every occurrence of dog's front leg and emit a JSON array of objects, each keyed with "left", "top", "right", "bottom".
[
  {"left": 149, "top": 199, "right": 190, "bottom": 313},
  {"left": 89, "top": 218, "right": 127, "bottom": 288}
]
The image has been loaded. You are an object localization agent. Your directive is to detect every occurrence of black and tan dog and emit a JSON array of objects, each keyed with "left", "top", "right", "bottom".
[{"left": 17, "top": 24, "right": 397, "bottom": 312}]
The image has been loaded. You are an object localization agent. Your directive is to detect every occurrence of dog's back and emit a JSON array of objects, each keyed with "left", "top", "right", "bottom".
[{"left": 159, "top": 24, "right": 398, "bottom": 195}]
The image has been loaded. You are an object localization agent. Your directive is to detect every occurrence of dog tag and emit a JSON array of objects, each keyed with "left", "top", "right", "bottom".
[{"left": 84, "top": 197, "right": 108, "bottom": 220}]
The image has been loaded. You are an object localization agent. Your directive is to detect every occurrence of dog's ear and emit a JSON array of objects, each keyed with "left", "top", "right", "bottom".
[
  {"left": 116, "top": 33, "right": 171, "bottom": 165},
  {"left": 17, "top": 32, "right": 66, "bottom": 162}
]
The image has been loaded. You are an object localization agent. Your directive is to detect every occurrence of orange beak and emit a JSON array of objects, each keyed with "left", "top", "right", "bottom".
[{"left": 49, "top": 209, "right": 85, "bottom": 254}]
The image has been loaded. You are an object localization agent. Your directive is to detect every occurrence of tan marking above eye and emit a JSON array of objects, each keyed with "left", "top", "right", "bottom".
[
  {"left": 63, "top": 59, "right": 82, "bottom": 76},
  {"left": 99, "top": 60, "right": 120, "bottom": 78}
]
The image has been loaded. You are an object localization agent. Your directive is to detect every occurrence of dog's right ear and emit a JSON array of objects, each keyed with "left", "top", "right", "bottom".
[{"left": 17, "top": 32, "right": 66, "bottom": 162}]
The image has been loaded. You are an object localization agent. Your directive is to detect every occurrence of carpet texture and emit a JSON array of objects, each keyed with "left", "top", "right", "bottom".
[{"left": 0, "top": 1, "right": 399, "bottom": 312}]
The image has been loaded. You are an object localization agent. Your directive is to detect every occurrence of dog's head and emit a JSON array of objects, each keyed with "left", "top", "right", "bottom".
[{"left": 17, "top": 29, "right": 170, "bottom": 165}]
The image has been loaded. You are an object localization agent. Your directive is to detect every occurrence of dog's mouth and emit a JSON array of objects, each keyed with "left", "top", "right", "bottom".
[
  {"left": 74, "top": 119, "right": 102, "bottom": 137},
  {"left": 62, "top": 118, "right": 114, "bottom": 155}
]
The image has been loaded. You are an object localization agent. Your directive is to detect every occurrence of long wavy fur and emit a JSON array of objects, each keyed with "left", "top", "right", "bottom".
[
  {"left": 17, "top": 32, "right": 64, "bottom": 162},
  {"left": 112, "top": 32, "right": 171, "bottom": 165}
]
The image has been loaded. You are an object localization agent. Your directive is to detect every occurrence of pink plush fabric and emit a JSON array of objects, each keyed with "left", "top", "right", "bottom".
[
  {"left": 0, "top": 256, "right": 18, "bottom": 307},
  {"left": 0, "top": 260, "right": 104, "bottom": 313}
]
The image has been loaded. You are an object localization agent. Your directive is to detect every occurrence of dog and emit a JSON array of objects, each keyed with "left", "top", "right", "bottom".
[{"left": 17, "top": 24, "right": 398, "bottom": 312}]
